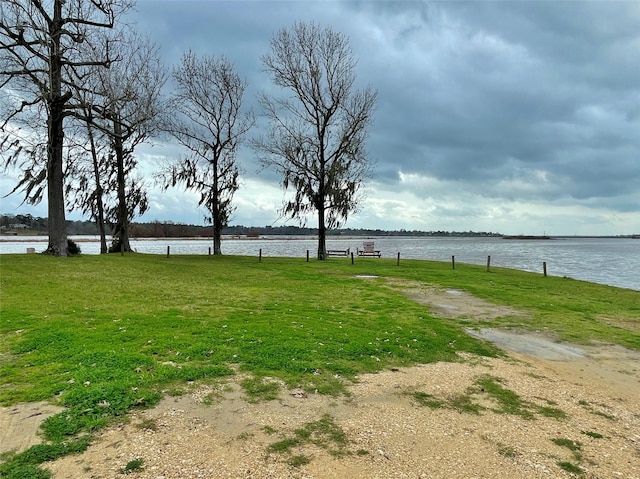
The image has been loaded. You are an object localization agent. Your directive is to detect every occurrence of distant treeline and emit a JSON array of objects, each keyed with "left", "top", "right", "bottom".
[{"left": 0, "top": 214, "right": 503, "bottom": 238}]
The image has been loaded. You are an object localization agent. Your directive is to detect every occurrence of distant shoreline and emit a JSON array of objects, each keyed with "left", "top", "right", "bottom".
[{"left": 2, "top": 233, "right": 638, "bottom": 242}]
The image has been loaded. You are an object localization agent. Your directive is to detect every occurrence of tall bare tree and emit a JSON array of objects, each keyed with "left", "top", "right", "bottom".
[
  {"left": 0, "top": 0, "right": 131, "bottom": 256},
  {"left": 162, "top": 51, "right": 253, "bottom": 255},
  {"left": 252, "top": 22, "right": 377, "bottom": 260},
  {"left": 89, "top": 32, "right": 166, "bottom": 253}
]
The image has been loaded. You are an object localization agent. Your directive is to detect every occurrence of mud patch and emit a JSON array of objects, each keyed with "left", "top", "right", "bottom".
[
  {"left": 0, "top": 401, "right": 64, "bottom": 454},
  {"left": 466, "top": 328, "right": 640, "bottom": 396},
  {"left": 382, "top": 278, "right": 527, "bottom": 321},
  {"left": 466, "top": 329, "right": 586, "bottom": 360}
]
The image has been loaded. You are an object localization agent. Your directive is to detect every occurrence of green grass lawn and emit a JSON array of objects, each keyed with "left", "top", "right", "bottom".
[{"left": 1, "top": 253, "right": 638, "bottom": 477}]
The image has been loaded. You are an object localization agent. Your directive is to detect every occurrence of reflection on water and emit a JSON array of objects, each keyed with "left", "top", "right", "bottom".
[{"left": 1, "top": 235, "right": 638, "bottom": 291}]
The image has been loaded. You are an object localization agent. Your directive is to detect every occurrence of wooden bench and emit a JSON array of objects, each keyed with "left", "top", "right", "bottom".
[
  {"left": 327, "top": 248, "right": 350, "bottom": 257},
  {"left": 357, "top": 241, "right": 381, "bottom": 257}
]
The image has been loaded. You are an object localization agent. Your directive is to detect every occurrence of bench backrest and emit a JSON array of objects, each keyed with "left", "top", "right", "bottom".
[{"left": 363, "top": 241, "right": 375, "bottom": 253}]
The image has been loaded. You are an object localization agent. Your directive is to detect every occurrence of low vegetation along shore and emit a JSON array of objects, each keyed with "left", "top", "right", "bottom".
[{"left": 1, "top": 254, "right": 638, "bottom": 478}]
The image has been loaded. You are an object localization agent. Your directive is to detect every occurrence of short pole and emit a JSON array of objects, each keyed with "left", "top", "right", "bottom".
[
  {"left": 259, "top": 248, "right": 262, "bottom": 262},
  {"left": 451, "top": 255, "right": 455, "bottom": 270},
  {"left": 351, "top": 252, "right": 354, "bottom": 265},
  {"left": 543, "top": 261, "right": 547, "bottom": 277},
  {"left": 486, "top": 255, "right": 491, "bottom": 272},
  {"left": 167, "top": 245, "right": 170, "bottom": 258},
  {"left": 397, "top": 252, "right": 400, "bottom": 266},
  {"left": 306, "top": 250, "right": 309, "bottom": 262},
  {"left": 208, "top": 247, "right": 211, "bottom": 256}
]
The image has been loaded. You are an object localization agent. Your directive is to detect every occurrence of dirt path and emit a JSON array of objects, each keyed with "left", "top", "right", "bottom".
[{"left": 2, "top": 283, "right": 639, "bottom": 478}]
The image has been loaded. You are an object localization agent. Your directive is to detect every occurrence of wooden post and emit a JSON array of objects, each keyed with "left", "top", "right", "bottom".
[
  {"left": 351, "top": 252, "right": 354, "bottom": 265},
  {"left": 306, "top": 250, "right": 309, "bottom": 262},
  {"left": 167, "top": 245, "right": 170, "bottom": 258},
  {"left": 451, "top": 255, "right": 455, "bottom": 270},
  {"left": 543, "top": 261, "right": 547, "bottom": 277},
  {"left": 259, "top": 248, "right": 262, "bottom": 262},
  {"left": 486, "top": 255, "right": 491, "bottom": 272},
  {"left": 208, "top": 247, "right": 211, "bottom": 256},
  {"left": 397, "top": 252, "right": 400, "bottom": 266}
]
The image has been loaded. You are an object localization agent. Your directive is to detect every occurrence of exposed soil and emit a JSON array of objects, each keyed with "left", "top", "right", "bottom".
[{"left": 2, "top": 281, "right": 639, "bottom": 478}]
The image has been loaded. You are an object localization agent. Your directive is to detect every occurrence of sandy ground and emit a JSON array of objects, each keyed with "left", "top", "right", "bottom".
[{"left": 2, "top": 282, "right": 639, "bottom": 478}]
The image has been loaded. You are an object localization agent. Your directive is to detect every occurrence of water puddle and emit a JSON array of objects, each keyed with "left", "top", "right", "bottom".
[{"left": 466, "top": 328, "right": 586, "bottom": 360}]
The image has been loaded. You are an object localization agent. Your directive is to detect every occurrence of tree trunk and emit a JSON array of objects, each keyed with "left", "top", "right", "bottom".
[
  {"left": 213, "top": 223, "right": 222, "bottom": 255},
  {"left": 45, "top": 0, "right": 68, "bottom": 256},
  {"left": 317, "top": 205, "right": 327, "bottom": 260},
  {"left": 211, "top": 160, "right": 222, "bottom": 255},
  {"left": 87, "top": 124, "right": 108, "bottom": 254},
  {"left": 111, "top": 116, "right": 132, "bottom": 253}
]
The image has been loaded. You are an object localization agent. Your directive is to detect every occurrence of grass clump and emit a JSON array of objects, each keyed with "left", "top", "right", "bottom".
[
  {"left": 267, "top": 414, "right": 350, "bottom": 464},
  {"left": 0, "top": 436, "right": 91, "bottom": 479},
  {"left": 406, "top": 391, "right": 444, "bottom": 409},
  {"left": 557, "top": 461, "right": 584, "bottom": 475},
  {"left": 119, "top": 458, "right": 144, "bottom": 474},
  {"left": 407, "top": 375, "right": 568, "bottom": 420},
  {"left": 241, "top": 377, "right": 281, "bottom": 403},
  {"left": 476, "top": 375, "right": 533, "bottom": 419}
]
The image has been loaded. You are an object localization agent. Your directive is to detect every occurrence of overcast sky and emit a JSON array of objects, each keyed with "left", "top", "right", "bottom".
[{"left": 2, "top": 0, "right": 639, "bottom": 235}]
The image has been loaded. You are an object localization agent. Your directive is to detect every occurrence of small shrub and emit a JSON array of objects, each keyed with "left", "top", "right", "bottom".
[{"left": 67, "top": 239, "right": 81, "bottom": 255}]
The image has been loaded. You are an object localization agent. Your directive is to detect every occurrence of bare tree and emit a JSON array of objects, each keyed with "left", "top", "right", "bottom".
[
  {"left": 161, "top": 51, "right": 254, "bottom": 255},
  {"left": 67, "top": 104, "right": 112, "bottom": 254},
  {"left": 89, "top": 32, "right": 166, "bottom": 253},
  {"left": 252, "top": 22, "right": 377, "bottom": 260},
  {"left": 0, "top": 0, "right": 131, "bottom": 256}
]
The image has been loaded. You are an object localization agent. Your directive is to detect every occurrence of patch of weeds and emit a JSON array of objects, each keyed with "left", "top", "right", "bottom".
[
  {"left": 241, "top": 377, "right": 281, "bottom": 403},
  {"left": 268, "top": 437, "right": 300, "bottom": 453},
  {"left": 262, "top": 425, "right": 277, "bottom": 435},
  {"left": 592, "top": 410, "right": 616, "bottom": 421},
  {"left": 496, "top": 444, "right": 517, "bottom": 458},
  {"left": 557, "top": 461, "right": 584, "bottom": 475},
  {"left": 267, "top": 414, "right": 351, "bottom": 465},
  {"left": 356, "top": 449, "right": 369, "bottom": 456},
  {"left": 476, "top": 375, "right": 533, "bottom": 419},
  {"left": 406, "top": 391, "right": 444, "bottom": 409},
  {"left": 135, "top": 418, "right": 158, "bottom": 431},
  {"left": 287, "top": 455, "right": 311, "bottom": 467},
  {"left": 237, "top": 432, "right": 253, "bottom": 441},
  {"left": 201, "top": 392, "right": 219, "bottom": 405},
  {"left": 119, "top": 458, "right": 144, "bottom": 474},
  {"left": 578, "top": 400, "right": 616, "bottom": 421},
  {"left": 0, "top": 437, "right": 91, "bottom": 479},
  {"left": 449, "top": 393, "right": 483, "bottom": 414},
  {"left": 537, "top": 405, "right": 568, "bottom": 419},
  {"left": 581, "top": 430, "right": 604, "bottom": 439},
  {"left": 165, "top": 387, "right": 187, "bottom": 397},
  {"left": 552, "top": 438, "right": 583, "bottom": 461}
]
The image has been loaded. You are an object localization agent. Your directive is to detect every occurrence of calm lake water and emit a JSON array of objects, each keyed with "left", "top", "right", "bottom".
[{"left": 1, "top": 235, "right": 639, "bottom": 291}]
